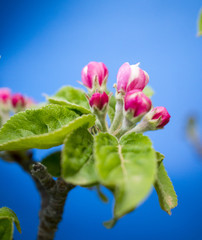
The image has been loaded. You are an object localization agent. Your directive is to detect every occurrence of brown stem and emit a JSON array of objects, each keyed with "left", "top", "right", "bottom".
[{"left": 31, "top": 163, "right": 74, "bottom": 240}]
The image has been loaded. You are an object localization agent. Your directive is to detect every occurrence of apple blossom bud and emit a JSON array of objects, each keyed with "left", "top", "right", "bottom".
[
  {"left": 89, "top": 92, "right": 109, "bottom": 110},
  {"left": 117, "top": 62, "right": 149, "bottom": 93},
  {"left": 25, "top": 97, "right": 36, "bottom": 109},
  {"left": 151, "top": 107, "right": 171, "bottom": 128},
  {"left": 124, "top": 90, "right": 152, "bottom": 118},
  {"left": 81, "top": 62, "right": 108, "bottom": 90},
  {"left": 11, "top": 93, "right": 26, "bottom": 109},
  {"left": 0, "top": 88, "right": 11, "bottom": 104}
]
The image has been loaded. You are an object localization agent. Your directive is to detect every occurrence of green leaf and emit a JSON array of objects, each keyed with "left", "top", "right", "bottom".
[
  {"left": 41, "top": 151, "right": 61, "bottom": 177},
  {"left": 0, "top": 104, "right": 96, "bottom": 151},
  {"left": 0, "top": 207, "right": 21, "bottom": 240},
  {"left": 94, "top": 132, "right": 156, "bottom": 221},
  {"left": 62, "top": 128, "right": 97, "bottom": 186},
  {"left": 108, "top": 94, "right": 116, "bottom": 122},
  {"left": 0, "top": 219, "right": 13, "bottom": 240},
  {"left": 156, "top": 151, "right": 165, "bottom": 163},
  {"left": 154, "top": 162, "right": 178, "bottom": 215},
  {"left": 198, "top": 9, "right": 202, "bottom": 36},
  {"left": 143, "top": 86, "right": 154, "bottom": 98},
  {"left": 48, "top": 97, "right": 91, "bottom": 114},
  {"left": 48, "top": 86, "right": 90, "bottom": 113},
  {"left": 103, "top": 218, "right": 117, "bottom": 229}
]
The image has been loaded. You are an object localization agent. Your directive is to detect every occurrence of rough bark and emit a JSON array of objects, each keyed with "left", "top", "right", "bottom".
[
  {"left": 31, "top": 163, "right": 74, "bottom": 240},
  {"left": 0, "top": 151, "right": 74, "bottom": 240}
]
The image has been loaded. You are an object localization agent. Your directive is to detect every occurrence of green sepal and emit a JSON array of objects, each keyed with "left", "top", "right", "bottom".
[
  {"left": 0, "top": 207, "right": 21, "bottom": 240},
  {"left": 154, "top": 162, "right": 178, "bottom": 215},
  {"left": 62, "top": 128, "right": 97, "bottom": 186},
  {"left": 41, "top": 151, "right": 61, "bottom": 177},
  {"left": 94, "top": 132, "right": 156, "bottom": 224},
  {"left": 0, "top": 104, "right": 96, "bottom": 151}
]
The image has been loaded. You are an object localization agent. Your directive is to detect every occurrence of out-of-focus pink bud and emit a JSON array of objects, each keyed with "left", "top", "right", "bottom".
[
  {"left": 124, "top": 90, "right": 152, "bottom": 117},
  {"left": 25, "top": 97, "right": 36, "bottom": 109},
  {"left": 151, "top": 107, "right": 171, "bottom": 128},
  {"left": 81, "top": 62, "right": 108, "bottom": 89},
  {"left": 117, "top": 62, "right": 149, "bottom": 93},
  {"left": 11, "top": 93, "right": 26, "bottom": 108},
  {"left": 89, "top": 92, "right": 109, "bottom": 110},
  {"left": 0, "top": 88, "right": 11, "bottom": 104}
]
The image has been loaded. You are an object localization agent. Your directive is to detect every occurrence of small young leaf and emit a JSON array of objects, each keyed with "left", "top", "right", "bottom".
[
  {"left": 0, "top": 104, "right": 96, "bottom": 151},
  {"left": 62, "top": 128, "right": 97, "bottom": 186},
  {"left": 0, "top": 207, "right": 21, "bottom": 240},
  {"left": 41, "top": 151, "right": 61, "bottom": 177},
  {"left": 51, "top": 86, "right": 90, "bottom": 111},
  {"left": 198, "top": 9, "right": 202, "bottom": 36},
  {"left": 108, "top": 94, "right": 116, "bottom": 122},
  {"left": 143, "top": 86, "right": 154, "bottom": 98},
  {"left": 94, "top": 132, "right": 156, "bottom": 221},
  {"left": 154, "top": 162, "right": 178, "bottom": 215}
]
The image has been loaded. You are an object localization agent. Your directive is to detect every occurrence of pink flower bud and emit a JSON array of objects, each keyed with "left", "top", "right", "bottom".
[
  {"left": 81, "top": 62, "right": 108, "bottom": 89},
  {"left": 11, "top": 93, "right": 26, "bottom": 108},
  {"left": 124, "top": 90, "right": 152, "bottom": 117},
  {"left": 117, "top": 62, "right": 149, "bottom": 93},
  {"left": 0, "top": 88, "right": 11, "bottom": 104},
  {"left": 151, "top": 107, "right": 171, "bottom": 128},
  {"left": 89, "top": 92, "right": 109, "bottom": 110},
  {"left": 25, "top": 97, "right": 36, "bottom": 109}
]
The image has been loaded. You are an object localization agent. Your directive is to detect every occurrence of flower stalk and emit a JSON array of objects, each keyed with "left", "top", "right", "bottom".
[{"left": 109, "top": 98, "right": 124, "bottom": 133}]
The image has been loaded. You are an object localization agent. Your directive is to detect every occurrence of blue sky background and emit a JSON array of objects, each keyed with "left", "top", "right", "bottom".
[{"left": 0, "top": 0, "right": 202, "bottom": 239}]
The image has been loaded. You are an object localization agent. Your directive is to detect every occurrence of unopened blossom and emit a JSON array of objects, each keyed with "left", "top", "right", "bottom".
[
  {"left": 0, "top": 88, "right": 11, "bottom": 104},
  {"left": 11, "top": 93, "right": 26, "bottom": 108},
  {"left": 124, "top": 90, "right": 152, "bottom": 117},
  {"left": 89, "top": 92, "right": 109, "bottom": 110},
  {"left": 25, "top": 97, "right": 36, "bottom": 109},
  {"left": 81, "top": 62, "right": 108, "bottom": 89},
  {"left": 151, "top": 106, "right": 171, "bottom": 128},
  {"left": 117, "top": 62, "right": 149, "bottom": 93}
]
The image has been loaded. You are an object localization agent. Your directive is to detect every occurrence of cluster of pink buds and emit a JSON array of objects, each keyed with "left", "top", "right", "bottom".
[
  {"left": 0, "top": 88, "right": 35, "bottom": 126},
  {"left": 82, "top": 61, "right": 170, "bottom": 135}
]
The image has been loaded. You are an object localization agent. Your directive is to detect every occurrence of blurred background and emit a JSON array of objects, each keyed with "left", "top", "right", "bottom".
[{"left": 0, "top": 0, "right": 202, "bottom": 239}]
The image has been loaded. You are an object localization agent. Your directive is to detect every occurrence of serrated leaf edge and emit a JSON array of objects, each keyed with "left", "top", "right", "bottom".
[
  {"left": 154, "top": 165, "right": 178, "bottom": 215},
  {"left": 48, "top": 97, "right": 91, "bottom": 114},
  {"left": 0, "top": 105, "right": 96, "bottom": 149}
]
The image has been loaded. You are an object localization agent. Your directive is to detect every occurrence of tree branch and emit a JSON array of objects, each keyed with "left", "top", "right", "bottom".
[{"left": 31, "top": 163, "right": 74, "bottom": 240}]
